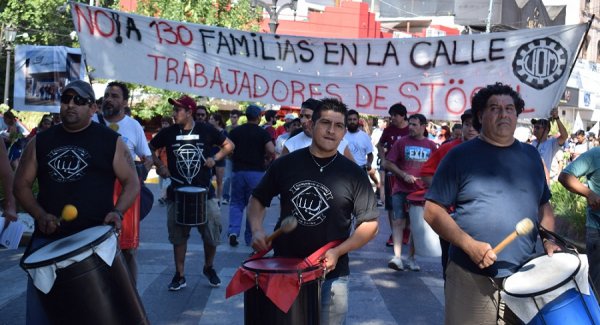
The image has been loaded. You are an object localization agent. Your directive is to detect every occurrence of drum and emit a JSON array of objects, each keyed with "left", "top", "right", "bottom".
[
  {"left": 503, "top": 253, "right": 600, "bottom": 325},
  {"left": 21, "top": 225, "right": 149, "bottom": 325},
  {"left": 241, "top": 257, "right": 323, "bottom": 325},
  {"left": 175, "top": 186, "right": 207, "bottom": 226},
  {"left": 407, "top": 189, "right": 441, "bottom": 257}
]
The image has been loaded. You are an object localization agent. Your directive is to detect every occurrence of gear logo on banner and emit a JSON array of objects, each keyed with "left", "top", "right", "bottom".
[
  {"left": 512, "top": 37, "right": 568, "bottom": 90},
  {"left": 290, "top": 181, "right": 332, "bottom": 226}
]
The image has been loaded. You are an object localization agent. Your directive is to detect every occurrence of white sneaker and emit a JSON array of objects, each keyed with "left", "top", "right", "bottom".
[
  {"left": 388, "top": 257, "right": 404, "bottom": 271},
  {"left": 407, "top": 256, "right": 420, "bottom": 271}
]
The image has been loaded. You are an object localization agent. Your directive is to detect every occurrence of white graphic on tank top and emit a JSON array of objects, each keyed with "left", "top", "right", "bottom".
[
  {"left": 290, "top": 181, "right": 333, "bottom": 226},
  {"left": 47, "top": 146, "right": 90, "bottom": 183},
  {"left": 174, "top": 143, "right": 205, "bottom": 184}
]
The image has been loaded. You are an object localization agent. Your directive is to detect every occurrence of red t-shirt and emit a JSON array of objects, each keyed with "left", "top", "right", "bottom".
[
  {"left": 387, "top": 136, "right": 437, "bottom": 194},
  {"left": 378, "top": 124, "right": 408, "bottom": 157},
  {"left": 420, "top": 138, "right": 463, "bottom": 177}
]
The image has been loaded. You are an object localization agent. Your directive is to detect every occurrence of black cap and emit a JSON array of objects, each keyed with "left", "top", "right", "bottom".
[
  {"left": 460, "top": 109, "right": 472, "bottom": 123},
  {"left": 63, "top": 80, "right": 95, "bottom": 101}
]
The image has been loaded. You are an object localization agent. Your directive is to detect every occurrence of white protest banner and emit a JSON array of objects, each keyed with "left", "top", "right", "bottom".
[
  {"left": 71, "top": 3, "right": 586, "bottom": 119},
  {"left": 13, "top": 45, "right": 85, "bottom": 113}
]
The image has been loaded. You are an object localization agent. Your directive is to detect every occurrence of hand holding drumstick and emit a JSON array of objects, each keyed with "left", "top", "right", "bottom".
[
  {"left": 251, "top": 216, "right": 297, "bottom": 253},
  {"left": 471, "top": 218, "right": 534, "bottom": 269},
  {"left": 492, "top": 218, "right": 534, "bottom": 254}
]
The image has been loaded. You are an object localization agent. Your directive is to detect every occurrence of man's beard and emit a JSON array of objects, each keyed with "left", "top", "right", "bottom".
[
  {"left": 347, "top": 124, "right": 359, "bottom": 133},
  {"left": 102, "top": 104, "right": 121, "bottom": 118}
]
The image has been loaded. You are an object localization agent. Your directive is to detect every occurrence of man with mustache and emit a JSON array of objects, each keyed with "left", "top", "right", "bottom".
[{"left": 424, "top": 83, "right": 560, "bottom": 324}]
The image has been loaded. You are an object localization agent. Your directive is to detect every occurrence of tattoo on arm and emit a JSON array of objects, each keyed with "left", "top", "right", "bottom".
[{"left": 123, "top": 147, "right": 135, "bottom": 170}]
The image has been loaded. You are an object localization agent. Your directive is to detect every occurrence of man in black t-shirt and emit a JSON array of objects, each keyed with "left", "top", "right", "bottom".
[
  {"left": 248, "top": 98, "right": 379, "bottom": 324},
  {"left": 15, "top": 80, "right": 140, "bottom": 323},
  {"left": 227, "top": 105, "right": 275, "bottom": 247},
  {"left": 149, "top": 95, "right": 234, "bottom": 290}
]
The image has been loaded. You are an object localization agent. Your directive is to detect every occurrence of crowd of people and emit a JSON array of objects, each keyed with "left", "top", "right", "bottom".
[{"left": 3, "top": 78, "right": 600, "bottom": 324}]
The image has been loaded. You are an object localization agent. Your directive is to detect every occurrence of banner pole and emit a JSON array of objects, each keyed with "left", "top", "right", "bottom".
[{"left": 568, "top": 16, "right": 594, "bottom": 80}]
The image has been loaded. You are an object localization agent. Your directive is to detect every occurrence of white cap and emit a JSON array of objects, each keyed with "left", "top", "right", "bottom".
[{"left": 284, "top": 113, "right": 296, "bottom": 120}]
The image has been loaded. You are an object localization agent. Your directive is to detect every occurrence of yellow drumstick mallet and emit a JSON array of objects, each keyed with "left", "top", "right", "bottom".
[
  {"left": 58, "top": 204, "right": 78, "bottom": 224},
  {"left": 266, "top": 216, "right": 298, "bottom": 244},
  {"left": 492, "top": 218, "right": 534, "bottom": 255}
]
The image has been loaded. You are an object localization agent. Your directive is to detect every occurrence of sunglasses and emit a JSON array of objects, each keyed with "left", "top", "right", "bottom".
[{"left": 61, "top": 94, "right": 92, "bottom": 105}]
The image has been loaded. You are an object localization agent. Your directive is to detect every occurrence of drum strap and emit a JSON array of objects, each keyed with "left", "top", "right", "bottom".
[{"left": 538, "top": 226, "right": 578, "bottom": 254}]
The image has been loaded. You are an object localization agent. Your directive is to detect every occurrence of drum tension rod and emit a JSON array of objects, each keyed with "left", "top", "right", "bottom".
[
  {"left": 297, "top": 270, "right": 303, "bottom": 285},
  {"left": 254, "top": 272, "right": 259, "bottom": 287}
]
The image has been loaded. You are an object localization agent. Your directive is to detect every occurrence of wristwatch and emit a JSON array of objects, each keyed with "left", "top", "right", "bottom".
[{"left": 111, "top": 208, "right": 124, "bottom": 220}]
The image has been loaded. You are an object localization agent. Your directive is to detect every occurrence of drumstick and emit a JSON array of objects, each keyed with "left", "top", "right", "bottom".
[
  {"left": 266, "top": 216, "right": 298, "bottom": 244},
  {"left": 492, "top": 218, "right": 534, "bottom": 254}
]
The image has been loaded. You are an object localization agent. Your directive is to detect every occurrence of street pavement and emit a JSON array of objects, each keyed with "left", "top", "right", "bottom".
[{"left": 0, "top": 182, "right": 445, "bottom": 324}]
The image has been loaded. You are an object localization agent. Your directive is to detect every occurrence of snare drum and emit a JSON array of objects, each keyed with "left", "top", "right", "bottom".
[
  {"left": 175, "top": 186, "right": 207, "bottom": 226},
  {"left": 241, "top": 257, "right": 323, "bottom": 325},
  {"left": 21, "top": 225, "right": 149, "bottom": 325},
  {"left": 407, "top": 189, "right": 441, "bottom": 257},
  {"left": 503, "top": 253, "right": 600, "bottom": 324}
]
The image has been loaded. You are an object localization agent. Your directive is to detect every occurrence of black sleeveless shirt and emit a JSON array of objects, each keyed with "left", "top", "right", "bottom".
[{"left": 35, "top": 123, "right": 119, "bottom": 239}]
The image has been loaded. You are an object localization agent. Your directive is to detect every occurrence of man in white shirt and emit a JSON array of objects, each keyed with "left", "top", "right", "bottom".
[
  {"left": 101, "top": 81, "right": 153, "bottom": 282},
  {"left": 530, "top": 107, "right": 567, "bottom": 170},
  {"left": 344, "top": 109, "right": 373, "bottom": 171}
]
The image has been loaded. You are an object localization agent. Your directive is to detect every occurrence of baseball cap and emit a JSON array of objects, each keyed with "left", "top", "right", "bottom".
[
  {"left": 246, "top": 104, "right": 263, "bottom": 119},
  {"left": 284, "top": 113, "right": 296, "bottom": 120},
  {"left": 168, "top": 95, "right": 197, "bottom": 112},
  {"left": 460, "top": 109, "right": 472, "bottom": 123},
  {"left": 63, "top": 80, "right": 95, "bottom": 101}
]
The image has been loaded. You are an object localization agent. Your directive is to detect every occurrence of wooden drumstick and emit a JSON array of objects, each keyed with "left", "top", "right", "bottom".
[
  {"left": 266, "top": 216, "right": 298, "bottom": 244},
  {"left": 492, "top": 218, "right": 534, "bottom": 254}
]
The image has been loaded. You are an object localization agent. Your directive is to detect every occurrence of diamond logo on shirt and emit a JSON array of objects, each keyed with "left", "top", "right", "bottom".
[
  {"left": 174, "top": 144, "right": 205, "bottom": 184},
  {"left": 290, "top": 181, "right": 333, "bottom": 226},
  {"left": 47, "top": 146, "right": 90, "bottom": 183}
]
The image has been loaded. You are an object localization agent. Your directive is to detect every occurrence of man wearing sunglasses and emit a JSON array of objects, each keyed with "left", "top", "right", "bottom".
[
  {"left": 15, "top": 80, "right": 140, "bottom": 323},
  {"left": 195, "top": 105, "right": 208, "bottom": 123}
]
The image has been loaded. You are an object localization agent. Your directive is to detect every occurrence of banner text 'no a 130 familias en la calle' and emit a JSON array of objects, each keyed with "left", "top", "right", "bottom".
[{"left": 71, "top": 3, "right": 586, "bottom": 119}]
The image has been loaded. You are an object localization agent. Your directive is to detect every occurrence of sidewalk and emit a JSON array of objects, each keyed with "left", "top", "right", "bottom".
[{"left": 0, "top": 183, "right": 444, "bottom": 324}]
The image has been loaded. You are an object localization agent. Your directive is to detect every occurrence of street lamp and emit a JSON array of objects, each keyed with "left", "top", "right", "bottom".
[
  {"left": 251, "top": 0, "right": 298, "bottom": 34},
  {"left": 3, "top": 26, "right": 17, "bottom": 105}
]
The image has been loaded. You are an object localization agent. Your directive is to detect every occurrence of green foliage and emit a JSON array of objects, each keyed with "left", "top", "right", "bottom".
[
  {"left": 0, "top": 0, "right": 77, "bottom": 47},
  {"left": 550, "top": 181, "right": 587, "bottom": 239}
]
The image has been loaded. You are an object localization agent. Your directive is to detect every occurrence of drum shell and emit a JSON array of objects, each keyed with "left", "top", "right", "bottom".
[
  {"left": 530, "top": 287, "right": 600, "bottom": 325},
  {"left": 242, "top": 258, "right": 322, "bottom": 325},
  {"left": 34, "top": 251, "right": 148, "bottom": 325},
  {"left": 408, "top": 201, "right": 441, "bottom": 257},
  {"left": 114, "top": 180, "right": 140, "bottom": 249},
  {"left": 175, "top": 187, "right": 207, "bottom": 226}
]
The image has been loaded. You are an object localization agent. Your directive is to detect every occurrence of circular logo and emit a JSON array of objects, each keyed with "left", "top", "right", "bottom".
[{"left": 512, "top": 37, "right": 568, "bottom": 90}]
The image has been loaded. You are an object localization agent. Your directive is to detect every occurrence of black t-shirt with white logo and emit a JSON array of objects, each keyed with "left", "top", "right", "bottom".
[
  {"left": 150, "top": 123, "right": 226, "bottom": 199},
  {"left": 252, "top": 147, "right": 379, "bottom": 279}
]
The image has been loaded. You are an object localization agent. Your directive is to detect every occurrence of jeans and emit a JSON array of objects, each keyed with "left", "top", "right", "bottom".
[
  {"left": 222, "top": 158, "right": 233, "bottom": 201},
  {"left": 26, "top": 236, "right": 53, "bottom": 325},
  {"left": 227, "top": 170, "right": 264, "bottom": 244},
  {"left": 587, "top": 227, "right": 600, "bottom": 292},
  {"left": 321, "top": 276, "right": 349, "bottom": 325}
]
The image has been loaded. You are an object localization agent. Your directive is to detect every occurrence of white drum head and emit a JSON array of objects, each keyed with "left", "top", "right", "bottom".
[
  {"left": 503, "top": 253, "right": 580, "bottom": 297},
  {"left": 176, "top": 186, "right": 207, "bottom": 193},
  {"left": 24, "top": 225, "right": 113, "bottom": 266}
]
